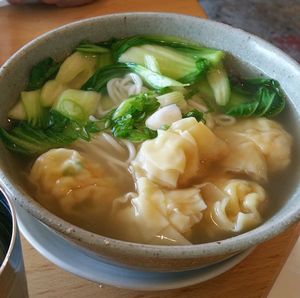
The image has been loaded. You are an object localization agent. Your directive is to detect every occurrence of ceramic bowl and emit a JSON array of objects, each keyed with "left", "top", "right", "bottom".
[{"left": 0, "top": 13, "right": 299, "bottom": 272}]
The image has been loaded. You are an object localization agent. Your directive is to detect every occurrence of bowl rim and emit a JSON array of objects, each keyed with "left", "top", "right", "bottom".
[{"left": 1, "top": 12, "right": 300, "bottom": 259}]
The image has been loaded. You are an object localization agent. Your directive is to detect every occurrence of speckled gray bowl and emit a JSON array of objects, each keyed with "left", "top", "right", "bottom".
[{"left": 0, "top": 13, "right": 300, "bottom": 272}]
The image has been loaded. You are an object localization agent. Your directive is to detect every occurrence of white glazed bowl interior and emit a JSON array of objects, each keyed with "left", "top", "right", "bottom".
[{"left": 0, "top": 13, "right": 299, "bottom": 271}]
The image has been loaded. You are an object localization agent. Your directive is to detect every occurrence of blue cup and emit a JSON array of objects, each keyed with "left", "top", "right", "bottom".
[{"left": 0, "top": 190, "right": 28, "bottom": 298}]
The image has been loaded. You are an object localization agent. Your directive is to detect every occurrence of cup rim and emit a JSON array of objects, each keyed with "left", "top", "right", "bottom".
[{"left": 0, "top": 189, "right": 17, "bottom": 275}]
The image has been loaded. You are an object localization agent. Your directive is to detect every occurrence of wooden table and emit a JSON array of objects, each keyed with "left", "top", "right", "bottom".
[
  {"left": 21, "top": 224, "right": 300, "bottom": 298},
  {"left": 0, "top": 0, "right": 206, "bottom": 65},
  {"left": 0, "top": 1, "right": 299, "bottom": 297}
]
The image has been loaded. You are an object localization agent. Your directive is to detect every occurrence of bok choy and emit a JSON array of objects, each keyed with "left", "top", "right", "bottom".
[
  {"left": 207, "top": 63, "right": 231, "bottom": 106},
  {"left": 21, "top": 90, "right": 44, "bottom": 127},
  {"left": 183, "top": 109, "right": 204, "bottom": 122},
  {"left": 75, "top": 42, "right": 113, "bottom": 69},
  {"left": 27, "top": 58, "right": 60, "bottom": 91},
  {"left": 225, "top": 78, "right": 285, "bottom": 117},
  {"left": 112, "top": 35, "right": 224, "bottom": 83},
  {"left": 75, "top": 42, "right": 110, "bottom": 55},
  {"left": 110, "top": 92, "right": 160, "bottom": 142},
  {"left": 53, "top": 89, "right": 100, "bottom": 122},
  {"left": 0, "top": 111, "right": 103, "bottom": 155},
  {"left": 0, "top": 34, "right": 288, "bottom": 158},
  {"left": 82, "top": 62, "right": 184, "bottom": 92}
]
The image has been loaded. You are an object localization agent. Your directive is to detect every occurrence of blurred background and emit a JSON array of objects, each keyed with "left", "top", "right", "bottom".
[{"left": 200, "top": 0, "right": 300, "bottom": 62}]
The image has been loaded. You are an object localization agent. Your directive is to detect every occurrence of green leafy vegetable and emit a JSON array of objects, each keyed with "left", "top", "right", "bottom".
[
  {"left": 113, "top": 35, "right": 222, "bottom": 83},
  {"left": 117, "top": 44, "right": 209, "bottom": 84},
  {"left": 82, "top": 62, "right": 184, "bottom": 92},
  {"left": 40, "top": 79, "right": 68, "bottom": 107},
  {"left": 183, "top": 109, "right": 204, "bottom": 122},
  {"left": 53, "top": 89, "right": 100, "bottom": 122},
  {"left": 1, "top": 36, "right": 287, "bottom": 158},
  {"left": 177, "top": 47, "right": 225, "bottom": 66},
  {"left": 127, "top": 63, "right": 185, "bottom": 89},
  {"left": 191, "top": 76, "right": 285, "bottom": 118},
  {"left": 85, "top": 109, "right": 115, "bottom": 133},
  {"left": 179, "top": 59, "right": 210, "bottom": 84},
  {"left": 96, "top": 52, "right": 113, "bottom": 69},
  {"left": 112, "top": 35, "right": 224, "bottom": 65},
  {"left": 186, "top": 78, "right": 217, "bottom": 112},
  {"left": 75, "top": 42, "right": 113, "bottom": 69},
  {"left": 0, "top": 110, "right": 104, "bottom": 155},
  {"left": 110, "top": 92, "right": 160, "bottom": 142},
  {"left": 192, "top": 78, "right": 215, "bottom": 101},
  {"left": 144, "top": 54, "right": 161, "bottom": 73},
  {"left": 225, "top": 78, "right": 285, "bottom": 117},
  {"left": 27, "top": 58, "right": 60, "bottom": 91},
  {"left": 96, "top": 37, "right": 118, "bottom": 48},
  {"left": 21, "top": 90, "right": 44, "bottom": 127},
  {"left": 207, "top": 63, "right": 231, "bottom": 106},
  {"left": 75, "top": 42, "right": 110, "bottom": 55},
  {"left": 8, "top": 100, "right": 26, "bottom": 121},
  {"left": 55, "top": 52, "right": 97, "bottom": 89},
  {"left": 81, "top": 63, "right": 129, "bottom": 92},
  {"left": 156, "top": 91, "right": 187, "bottom": 110}
]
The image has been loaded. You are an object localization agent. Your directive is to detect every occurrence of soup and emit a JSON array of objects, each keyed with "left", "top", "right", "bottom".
[{"left": 0, "top": 35, "right": 292, "bottom": 245}]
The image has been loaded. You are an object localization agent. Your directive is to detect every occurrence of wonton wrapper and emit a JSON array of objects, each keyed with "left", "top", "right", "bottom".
[
  {"left": 214, "top": 129, "right": 268, "bottom": 182},
  {"left": 111, "top": 177, "right": 207, "bottom": 245},
  {"left": 200, "top": 179, "right": 267, "bottom": 233},
  {"left": 132, "top": 118, "right": 228, "bottom": 188},
  {"left": 30, "top": 148, "right": 119, "bottom": 219},
  {"left": 215, "top": 118, "right": 292, "bottom": 182}
]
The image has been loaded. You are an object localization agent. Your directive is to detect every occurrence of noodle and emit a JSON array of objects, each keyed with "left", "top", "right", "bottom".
[
  {"left": 107, "top": 78, "right": 128, "bottom": 104},
  {"left": 101, "top": 133, "right": 126, "bottom": 154},
  {"left": 87, "top": 144, "right": 127, "bottom": 169},
  {"left": 126, "top": 73, "right": 146, "bottom": 95},
  {"left": 187, "top": 99, "right": 209, "bottom": 112},
  {"left": 214, "top": 114, "right": 236, "bottom": 126},
  {"left": 205, "top": 114, "right": 215, "bottom": 129},
  {"left": 121, "top": 139, "right": 137, "bottom": 163},
  {"left": 107, "top": 162, "right": 127, "bottom": 177},
  {"left": 72, "top": 141, "right": 127, "bottom": 170},
  {"left": 106, "top": 73, "right": 145, "bottom": 104},
  {"left": 73, "top": 132, "right": 136, "bottom": 176}
]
